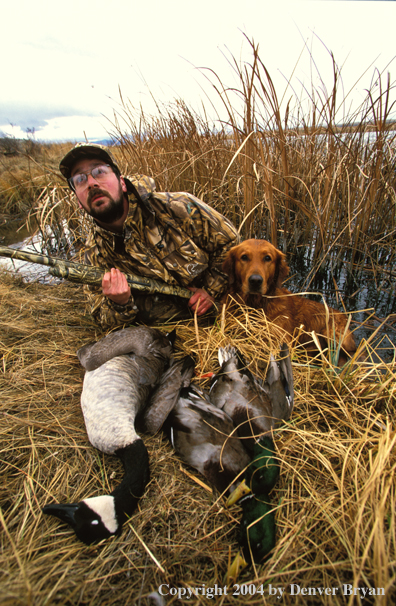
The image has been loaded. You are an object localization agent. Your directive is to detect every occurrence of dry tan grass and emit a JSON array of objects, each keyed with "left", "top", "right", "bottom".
[
  {"left": 1, "top": 271, "right": 395, "bottom": 605},
  {"left": 0, "top": 142, "right": 70, "bottom": 215}
]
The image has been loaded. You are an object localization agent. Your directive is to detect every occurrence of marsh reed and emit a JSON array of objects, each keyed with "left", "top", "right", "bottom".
[
  {"left": 1, "top": 36, "right": 396, "bottom": 604},
  {"left": 107, "top": 38, "right": 396, "bottom": 273},
  {"left": 0, "top": 275, "right": 395, "bottom": 605},
  {"left": 1, "top": 37, "right": 395, "bottom": 288}
]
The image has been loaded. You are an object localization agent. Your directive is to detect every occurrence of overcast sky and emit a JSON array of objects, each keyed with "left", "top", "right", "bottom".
[{"left": 1, "top": 0, "right": 395, "bottom": 142}]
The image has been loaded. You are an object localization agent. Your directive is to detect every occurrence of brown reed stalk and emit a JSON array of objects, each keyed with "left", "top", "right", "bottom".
[
  {"left": 1, "top": 274, "right": 396, "bottom": 604},
  {"left": 1, "top": 35, "right": 396, "bottom": 299}
]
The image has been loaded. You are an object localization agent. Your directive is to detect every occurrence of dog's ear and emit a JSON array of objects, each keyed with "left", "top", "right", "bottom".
[
  {"left": 222, "top": 249, "right": 236, "bottom": 286},
  {"left": 276, "top": 250, "right": 290, "bottom": 286}
]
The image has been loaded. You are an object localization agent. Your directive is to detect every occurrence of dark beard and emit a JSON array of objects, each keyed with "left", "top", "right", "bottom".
[{"left": 87, "top": 186, "right": 125, "bottom": 223}]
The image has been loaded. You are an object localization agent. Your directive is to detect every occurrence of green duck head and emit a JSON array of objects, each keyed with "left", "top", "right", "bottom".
[
  {"left": 226, "top": 491, "right": 277, "bottom": 582},
  {"left": 246, "top": 436, "right": 279, "bottom": 494},
  {"left": 226, "top": 435, "right": 279, "bottom": 578},
  {"left": 227, "top": 435, "right": 279, "bottom": 506},
  {"left": 237, "top": 493, "right": 276, "bottom": 563}
]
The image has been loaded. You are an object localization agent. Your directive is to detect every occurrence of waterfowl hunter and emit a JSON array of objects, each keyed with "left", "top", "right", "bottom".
[{"left": 43, "top": 326, "right": 176, "bottom": 545}]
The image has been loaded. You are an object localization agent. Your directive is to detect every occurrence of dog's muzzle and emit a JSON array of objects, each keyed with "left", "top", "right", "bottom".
[{"left": 248, "top": 274, "right": 264, "bottom": 293}]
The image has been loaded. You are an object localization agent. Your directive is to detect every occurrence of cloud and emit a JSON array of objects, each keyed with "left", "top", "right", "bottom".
[
  {"left": 1, "top": 1, "right": 395, "bottom": 142},
  {"left": 0, "top": 114, "right": 111, "bottom": 143},
  {"left": 35, "top": 115, "right": 111, "bottom": 142},
  {"left": 0, "top": 102, "right": 99, "bottom": 132}
]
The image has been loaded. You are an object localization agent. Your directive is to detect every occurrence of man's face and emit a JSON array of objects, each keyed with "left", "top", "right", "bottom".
[{"left": 71, "top": 159, "right": 128, "bottom": 224}]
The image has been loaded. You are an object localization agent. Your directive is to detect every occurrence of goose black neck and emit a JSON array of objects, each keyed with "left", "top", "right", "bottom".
[{"left": 112, "top": 439, "right": 150, "bottom": 521}]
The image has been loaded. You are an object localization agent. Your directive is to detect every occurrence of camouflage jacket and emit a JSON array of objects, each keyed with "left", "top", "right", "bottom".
[{"left": 83, "top": 175, "right": 239, "bottom": 329}]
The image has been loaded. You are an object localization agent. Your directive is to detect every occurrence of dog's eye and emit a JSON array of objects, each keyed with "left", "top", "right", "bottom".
[
  {"left": 240, "top": 254, "right": 249, "bottom": 261},
  {"left": 264, "top": 255, "right": 272, "bottom": 262}
]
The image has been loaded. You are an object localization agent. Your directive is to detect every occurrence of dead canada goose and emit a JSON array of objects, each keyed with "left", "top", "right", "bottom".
[{"left": 43, "top": 327, "right": 175, "bottom": 545}]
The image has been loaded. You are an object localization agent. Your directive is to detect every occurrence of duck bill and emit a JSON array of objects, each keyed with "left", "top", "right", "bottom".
[
  {"left": 42, "top": 503, "right": 79, "bottom": 525},
  {"left": 226, "top": 552, "right": 248, "bottom": 584},
  {"left": 226, "top": 480, "right": 251, "bottom": 507}
]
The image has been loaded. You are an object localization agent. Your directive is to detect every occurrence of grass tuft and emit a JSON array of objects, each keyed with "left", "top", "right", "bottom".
[{"left": 1, "top": 273, "right": 395, "bottom": 604}]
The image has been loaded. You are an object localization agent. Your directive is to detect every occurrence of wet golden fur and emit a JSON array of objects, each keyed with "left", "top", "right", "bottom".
[{"left": 222, "top": 239, "right": 358, "bottom": 365}]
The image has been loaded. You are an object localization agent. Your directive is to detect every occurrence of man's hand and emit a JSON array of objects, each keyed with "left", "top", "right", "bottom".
[
  {"left": 187, "top": 287, "right": 214, "bottom": 316},
  {"left": 102, "top": 268, "right": 131, "bottom": 305}
]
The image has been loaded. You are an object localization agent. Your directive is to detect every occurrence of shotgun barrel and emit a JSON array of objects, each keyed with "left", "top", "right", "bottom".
[{"left": 0, "top": 245, "right": 191, "bottom": 299}]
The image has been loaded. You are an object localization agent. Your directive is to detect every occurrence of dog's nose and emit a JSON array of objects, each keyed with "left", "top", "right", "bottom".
[{"left": 248, "top": 274, "right": 263, "bottom": 292}]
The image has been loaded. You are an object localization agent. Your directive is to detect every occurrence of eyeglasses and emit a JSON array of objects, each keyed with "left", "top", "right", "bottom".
[{"left": 68, "top": 164, "right": 114, "bottom": 191}]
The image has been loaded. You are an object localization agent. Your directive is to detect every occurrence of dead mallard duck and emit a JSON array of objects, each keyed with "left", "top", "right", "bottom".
[{"left": 209, "top": 343, "right": 294, "bottom": 452}]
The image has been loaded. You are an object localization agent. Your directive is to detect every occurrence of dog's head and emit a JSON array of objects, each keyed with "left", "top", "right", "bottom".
[{"left": 222, "top": 239, "right": 289, "bottom": 298}]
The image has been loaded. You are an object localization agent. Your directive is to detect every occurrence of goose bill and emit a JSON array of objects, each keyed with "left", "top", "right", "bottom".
[{"left": 42, "top": 503, "right": 80, "bottom": 525}]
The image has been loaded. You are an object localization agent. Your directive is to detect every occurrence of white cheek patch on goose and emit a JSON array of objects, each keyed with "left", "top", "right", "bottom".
[{"left": 83, "top": 495, "right": 118, "bottom": 534}]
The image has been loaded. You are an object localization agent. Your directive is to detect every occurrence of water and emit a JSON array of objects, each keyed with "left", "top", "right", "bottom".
[
  {"left": 0, "top": 220, "right": 72, "bottom": 283},
  {"left": 0, "top": 231, "right": 54, "bottom": 282},
  {"left": 288, "top": 252, "right": 396, "bottom": 363}
]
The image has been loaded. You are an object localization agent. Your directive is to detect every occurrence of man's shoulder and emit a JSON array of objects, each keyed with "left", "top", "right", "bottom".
[
  {"left": 126, "top": 175, "right": 156, "bottom": 200},
  {"left": 126, "top": 175, "right": 237, "bottom": 234},
  {"left": 127, "top": 175, "right": 203, "bottom": 206}
]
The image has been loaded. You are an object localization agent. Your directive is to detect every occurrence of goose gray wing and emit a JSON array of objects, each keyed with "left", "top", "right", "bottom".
[{"left": 77, "top": 327, "right": 173, "bottom": 371}]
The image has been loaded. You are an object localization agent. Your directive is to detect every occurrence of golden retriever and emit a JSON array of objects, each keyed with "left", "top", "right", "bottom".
[{"left": 222, "top": 239, "right": 358, "bottom": 365}]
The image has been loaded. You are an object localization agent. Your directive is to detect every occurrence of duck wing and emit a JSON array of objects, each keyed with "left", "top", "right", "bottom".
[
  {"left": 209, "top": 347, "right": 274, "bottom": 450},
  {"left": 141, "top": 355, "right": 195, "bottom": 434},
  {"left": 262, "top": 342, "right": 294, "bottom": 422},
  {"left": 77, "top": 327, "right": 173, "bottom": 371},
  {"left": 168, "top": 385, "right": 251, "bottom": 493}
]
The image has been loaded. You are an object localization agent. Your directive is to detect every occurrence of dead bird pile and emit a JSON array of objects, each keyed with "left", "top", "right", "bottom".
[{"left": 1, "top": 271, "right": 395, "bottom": 606}]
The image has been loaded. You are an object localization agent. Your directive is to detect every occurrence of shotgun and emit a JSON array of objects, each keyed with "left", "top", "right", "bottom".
[{"left": 0, "top": 245, "right": 191, "bottom": 299}]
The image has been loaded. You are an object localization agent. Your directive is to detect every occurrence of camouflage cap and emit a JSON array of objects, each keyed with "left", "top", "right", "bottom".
[{"left": 59, "top": 143, "right": 120, "bottom": 179}]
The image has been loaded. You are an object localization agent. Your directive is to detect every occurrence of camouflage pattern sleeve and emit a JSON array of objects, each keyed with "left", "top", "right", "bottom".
[
  {"left": 80, "top": 242, "right": 139, "bottom": 330},
  {"left": 83, "top": 282, "right": 139, "bottom": 329},
  {"left": 156, "top": 191, "right": 240, "bottom": 298}
]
